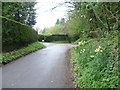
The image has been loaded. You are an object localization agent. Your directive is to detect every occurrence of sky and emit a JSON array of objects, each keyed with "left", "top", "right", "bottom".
[{"left": 33, "top": 0, "right": 69, "bottom": 30}]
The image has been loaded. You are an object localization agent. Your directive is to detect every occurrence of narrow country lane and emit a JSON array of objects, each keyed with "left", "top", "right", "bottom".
[{"left": 2, "top": 43, "right": 74, "bottom": 88}]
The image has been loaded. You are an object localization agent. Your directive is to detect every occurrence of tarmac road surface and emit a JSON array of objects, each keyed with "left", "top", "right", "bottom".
[{"left": 2, "top": 43, "right": 74, "bottom": 88}]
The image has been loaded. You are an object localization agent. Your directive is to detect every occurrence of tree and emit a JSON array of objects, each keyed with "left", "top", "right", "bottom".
[
  {"left": 2, "top": 2, "right": 38, "bottom": 52},
  {"left": 56, "top": 19, "right": 60, "bottom": 24},
  {"left": 60, "top": 18, "right": 65, "bottom": 25},
  {"left": 2, "top": 2, "right": 36, "bottom": 27},
  {"left": 65, "top": 2, "right": 119, "bottom": 40}
]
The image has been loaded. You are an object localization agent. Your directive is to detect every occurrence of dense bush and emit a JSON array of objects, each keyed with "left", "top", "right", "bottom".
[
  {"left": 38, "top": 34, "right": 70, "bottom": 42},
  {"left": 2, "top": 16, "right": 38, "bottom": 52}
]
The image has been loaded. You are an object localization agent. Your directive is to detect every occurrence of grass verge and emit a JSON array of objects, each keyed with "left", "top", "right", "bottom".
[
  {"left": 0, "top": 42, "right": 44, "bottom": 64},
  {"left": 71, "top": 36, "right": 119, "bottom": 88}
]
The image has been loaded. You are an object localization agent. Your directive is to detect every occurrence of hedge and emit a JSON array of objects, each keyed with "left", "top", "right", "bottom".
[
  {"left": 1, "top": 16, "right": 38, "bottom": 52},
  {"left": 38, "top": 34, "right": 70, "bottom": 42}
]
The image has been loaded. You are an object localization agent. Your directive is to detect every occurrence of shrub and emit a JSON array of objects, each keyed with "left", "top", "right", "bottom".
[{"left": 2, "top": 16, "right": 38, "bottom": 52}]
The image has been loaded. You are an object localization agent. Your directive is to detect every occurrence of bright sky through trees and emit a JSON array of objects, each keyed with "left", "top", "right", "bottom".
[{"left": 33, "top": 0, "right": 68, "bottom": 30}]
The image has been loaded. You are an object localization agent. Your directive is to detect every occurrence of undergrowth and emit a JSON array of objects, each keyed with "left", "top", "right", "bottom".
[{"left": 71, "top": 36, "right": 119, "bottom": 88}]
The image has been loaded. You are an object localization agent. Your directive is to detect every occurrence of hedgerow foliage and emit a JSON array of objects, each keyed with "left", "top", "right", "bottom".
[{"left": 2, "top": 16, "right": 38, "bottom": 52}]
